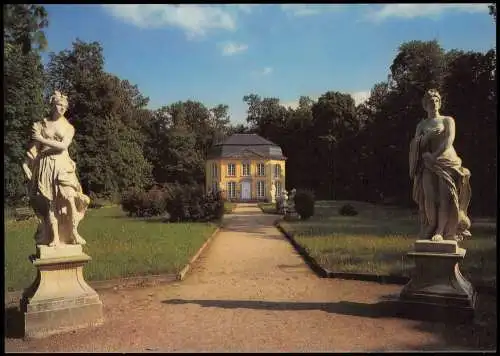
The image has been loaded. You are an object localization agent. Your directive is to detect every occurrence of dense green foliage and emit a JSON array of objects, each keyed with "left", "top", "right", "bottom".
[
  {"left": 4, "top": 6, "right": 496, "bottom": 217},
  {"left": 293, "top": 189, "right": 315, "bottom": 220},
  {"left": 339, "top": 204, "right": 358, "bottom": 216},
  {"left": 121, "top": 184, "right": 224, "bottom": 222}
]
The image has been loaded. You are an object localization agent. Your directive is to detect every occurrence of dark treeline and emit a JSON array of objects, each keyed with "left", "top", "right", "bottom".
[{"left": 4, "top": 5, "right": 497, "bottom": 216}]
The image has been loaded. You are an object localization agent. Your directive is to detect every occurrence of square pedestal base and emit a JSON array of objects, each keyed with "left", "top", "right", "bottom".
[
  {"left": 21, "top": 245, "right": 104, "bottom": 339},
  {"left": 398, "top": 240, "right": 477, "bottom": 323}
]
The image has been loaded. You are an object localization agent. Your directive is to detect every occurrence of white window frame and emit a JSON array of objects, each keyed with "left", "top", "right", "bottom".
[
  {"left": 275, "top": 181, "right": 282, "bottom": 197},
  {"left": 257, "top": 181, "right": 265, "bottom": 198},
  {"left": 212, "top": 182, "right": 218, "bottom": 194},
  {"left": 274, "top": 164, "right": 281, "bottom": 178},
  {"left": 242, "top": 162, "right": 251, "bottom": 176},
  {"left": 212, "top": 162, "right": 218, "bottom": 178},
  {"left": 257, "top": 163, "right": 265, "bottom": 177},
  {"left": 227, "top": 181, "right": 236, "bottom": 198},
  {"left": 227, "top": 163, "right": 236, "bottom": 177}
]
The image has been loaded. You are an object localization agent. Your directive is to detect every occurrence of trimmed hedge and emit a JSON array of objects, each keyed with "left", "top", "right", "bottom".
[
  {"left": 121, "top": 184, "right": 224, "bottom": 222},
  {"left": 294, "top": 189, "right": 315, "bottom": 220}
]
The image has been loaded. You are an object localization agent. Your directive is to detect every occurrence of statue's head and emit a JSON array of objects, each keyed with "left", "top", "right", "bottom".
[
  {"left": 422, "top": 89, "right": 441, "bottom": 113},
  {"left": 50, "top": 90, "right": 69, "bottom": 116}
]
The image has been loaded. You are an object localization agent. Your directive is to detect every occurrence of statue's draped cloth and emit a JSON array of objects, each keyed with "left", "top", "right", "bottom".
[{"left": 409, "top": 134, "right": 472, "bottom": 240}]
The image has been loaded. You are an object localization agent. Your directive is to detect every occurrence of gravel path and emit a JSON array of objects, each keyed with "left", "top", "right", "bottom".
[{"left": 5, "top": 204, "right": 496, "bottom": 352}]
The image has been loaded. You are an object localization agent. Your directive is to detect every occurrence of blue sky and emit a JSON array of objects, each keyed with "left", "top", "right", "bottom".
[{"left": 41, "top": 4, "right": 496, "bottom": 124}]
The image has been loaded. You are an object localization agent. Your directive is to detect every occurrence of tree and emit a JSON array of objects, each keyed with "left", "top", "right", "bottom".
[
  {"left": 489, "top": 3, "right": 496, "bottom": 22},
  {"left": 45, "top": 40, "right": 152, "bottom": 198},
  {"left": 311, "top": 91, "right": 358, "bottom": 199},
  {"left": 4, "top": 5, "right": 48, "bottom": 205},
  {"left": 163, "top": 124, "right": 205, "bottom": 185},
  {"left": 3, "top": 4, "right": 48, "bottom": 54},
  {"left": 442, "top": 49, "right": 497, "bottom": 215}
]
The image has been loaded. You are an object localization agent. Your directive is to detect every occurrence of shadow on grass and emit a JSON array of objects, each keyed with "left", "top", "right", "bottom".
[{"left": 5, "top": 307, "right": 24, "bottom": 339}]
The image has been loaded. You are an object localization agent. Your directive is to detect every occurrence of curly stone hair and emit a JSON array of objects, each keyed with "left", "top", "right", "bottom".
[
  {"left": 50, "top": 90, "right": 69, "bottom": 110},
  {"left": 422, "top": 89, "right": 441, "bottom": 109}
]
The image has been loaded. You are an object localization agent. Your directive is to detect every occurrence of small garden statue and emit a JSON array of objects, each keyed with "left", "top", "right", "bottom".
[
  {"left": 275, "top": 189, "right": 285, "bottom": 214},
  {"left": 270, "top": 182, "right": 276, "bottom": 203},
  {"left": 284, "top": 188, "right": 299, "bottom": 220},
  {"left": 409, "top": 89, "right": 472, "bottom": 242},
  {"left": 23, "top": 90, "right": 90, "bottom": 247}
]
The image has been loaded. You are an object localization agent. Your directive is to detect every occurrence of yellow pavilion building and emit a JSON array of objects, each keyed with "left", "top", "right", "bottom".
[{"left": 205, "top": 134, "right": 286, "bottom": 201}]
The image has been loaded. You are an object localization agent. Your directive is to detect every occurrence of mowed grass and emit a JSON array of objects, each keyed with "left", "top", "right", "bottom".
[
  {"left": 279, "top": 200, "right": 496, "bottom": 287},
  {"left": 4, "top": 206, "right": 218, "bottom": 292},
  {"left": 224, "top": 201, "right": 237, "bottom": 214},
  {"left": 258, "top": 202, "right": 280, "bottom": 214}
]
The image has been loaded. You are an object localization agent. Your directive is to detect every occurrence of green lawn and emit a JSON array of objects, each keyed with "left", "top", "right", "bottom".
[
  {"left": 279, "top": 200, "right": 496, "bottom": 287},
  {"left": 258, "top": 202, "right": 281, "bottom": 214},
  {"left": 224, "top": 201, "right": 237, "bottom": 214},
  {"left": 4, "top": 206, "right": 218, "bottom": 292}
]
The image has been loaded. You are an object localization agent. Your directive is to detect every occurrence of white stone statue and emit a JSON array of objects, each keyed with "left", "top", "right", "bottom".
[
  {"left": 23, "top": 90, "right": 90, "bottom": 247},
  {"left": 409, "top": 89, "right": 472, "bottom": 242},
  {"left": 270, "top": 182, "right": 276, "bottom": 203},
  {"left": 288, "top": 188, "right": 296, "bottom": 207}
]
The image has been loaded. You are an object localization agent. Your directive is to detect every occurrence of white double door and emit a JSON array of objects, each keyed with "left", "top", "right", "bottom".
[{"left": 241, "top": 181, "right": 251, "bottom": 200}]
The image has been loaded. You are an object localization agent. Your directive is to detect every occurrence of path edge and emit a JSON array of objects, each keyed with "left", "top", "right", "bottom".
[
  {"left": 176, "top": 226, "right": 221, "bottom": 281},
  {"left": 275, "top": 219, "right": 496, "bottom": 295}
]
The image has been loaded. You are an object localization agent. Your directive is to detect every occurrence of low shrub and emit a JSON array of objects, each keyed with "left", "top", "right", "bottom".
[
  {"left": 339, "top": 203, "right": 358, "bottom": 216},
  {"left": 121, "top": 188, "right": 142, "bottom": 216},
  {"left": 167, "top": 184, "right": 224, "bottom": 222},
  {"left": 121, "top": 184, "right": 224, "bottom": 222},
  {"left": 294, "top": 189, "right": 315, "bottom": 220},
  {"left": 121, "top": 186, "right": 170, "bottom": 218}
]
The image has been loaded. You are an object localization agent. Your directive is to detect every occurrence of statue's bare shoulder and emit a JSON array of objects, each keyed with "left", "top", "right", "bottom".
[
  {"left": 415, "top": 118, "right": 426, "bottom": 136},
  {"left": 441, "top": 116, "right": 456, "bottom": 130}
]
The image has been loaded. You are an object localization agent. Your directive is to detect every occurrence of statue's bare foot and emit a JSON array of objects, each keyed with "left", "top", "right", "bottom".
[
  {"left": 462, "top": 230, "right": 472, "bottom": 238},
  {"left": 72, "top": 229, "right": 86, "bottom": 245},
  {"left": 49, "top": 240, "right": 60, "bottom": 247},
  {"left": 431, "top": 234, "right": 443, "bottom": 241},
  {"left": 75, "top": 237, "right": 86, "bottom": 245}
]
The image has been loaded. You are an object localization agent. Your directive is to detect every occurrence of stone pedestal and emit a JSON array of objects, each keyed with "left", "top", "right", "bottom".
[
  {"left": 21, "top": 245, "right": 104, "bottom": 339},
  {"left": 284, "top": 205, "right": 299, "bottom": 221},
  {"left": 399, "top": 240, "right": 476, "bottom": 322}
]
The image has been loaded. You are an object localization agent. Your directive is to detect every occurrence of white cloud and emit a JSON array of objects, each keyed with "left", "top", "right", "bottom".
[
  {"left": 220, "top": 42, "right": 248, "bottom": 56},
  {"left": 281, "top": 95, "right": 319, "bottom": 109},
  {"left": 281, "top": 100, "right": 300, "bottom": 110},
  {"left": 367, "top": 4, "right": 488, "bottom": 21},
  {"left": 280, "top": 4, "right": 344, "bottom": 17},
  {"left": 235, "top": 4, "right": 257, "bottom": 14},
  {"left": 262, "top": 67, "right": 273, "bottom": 75},
  {"left": 350, "top": 90, "right": 370, "bottom": 106},
  {"left": 252, "top": 67, "right": 273, "bottom": 76},
  {"left": 102, "top": 4, "right": 252, "bottom": 38}
]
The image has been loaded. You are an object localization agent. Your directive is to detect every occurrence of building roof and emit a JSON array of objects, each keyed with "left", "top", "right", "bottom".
[{"left": 207, "top": 134, "right": 286, "bottom": 160}]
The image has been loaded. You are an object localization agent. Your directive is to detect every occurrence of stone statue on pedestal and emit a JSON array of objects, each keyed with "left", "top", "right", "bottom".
[
  {"left": 20, "top": 90, "right": 103, "bottom": 339},
  {"left": 400, "top": 89, "right": 476, "bottom": 322},
  {"left": 23, "top": 90, "right": 90, "bottom": 247}
]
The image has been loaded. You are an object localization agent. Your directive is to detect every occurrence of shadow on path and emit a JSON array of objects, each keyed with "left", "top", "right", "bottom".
[
  {"left": 163, "top": 297, "right": 407, "bottom": 319},
  {"left": 162, "top": 295, "right": 497, "bottom": 351},
  {"left": 5, "top": 307, "right": 25, "bottom": 339}
]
